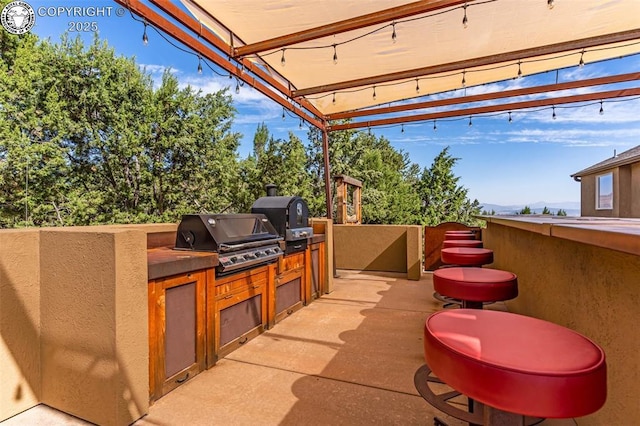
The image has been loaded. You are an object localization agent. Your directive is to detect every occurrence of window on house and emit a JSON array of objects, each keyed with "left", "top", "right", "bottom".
[{"left": 596, "top": 173, "right": 613, "bottom": 210}]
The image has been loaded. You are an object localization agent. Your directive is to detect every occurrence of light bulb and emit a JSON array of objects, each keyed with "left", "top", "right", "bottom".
[
  {"left": 142, "top": 24, "right": 148, "bottom": 46},
  {"left": 462, "top": 4, "right": 468, "bottom": 28},
  {"left": 392, "top": 23, "right": 397, "bottom": 43},
  {"left": 333, "top": 45, "right": 338, "bottom": 65},
  {"left": 372, "top": 86, "right": 376, "bottom": 100},
  {"left": 552, "top": 106, "right": 557, "bottom": 120},
  {"left": 282, "top": 108, "right": 285, "bottom": 120},
  {"left": 599, "top": 101, "right": 604, "bottom": 115},
  {"left": 415, "top": 78, "right": 420, "bottom": 94},
  {"left": 235, "top": 81, "right": 240, "bottom": 94},
  {"left": 508, "top": 112, "right": 512, "bottom": 123},
  {"left": 433, "top": 120, "right": 437, "bottom": 131},
  {"left": 517, "top": 61, "right": 522, "bottom": 78},
  {"left": 401, "top": 124, "right": 404, "bottom": 134},
  {"left": 332, "top": 93, "right": 336, "bottom": 105},
  {"left": 197, "top": 57, "right": 203, "bottom": 74},
  {"left": 468, "top": 116, "right": 472, "bottom": 127},
  {"left": 461, "top": 71, "right": 466, "bottom": 88},
  {"left": 579, "top": 51, "right": 585, "bottom": 68},
  {"left": 281, "top": 49, "right": 286, "bottom": 67}
]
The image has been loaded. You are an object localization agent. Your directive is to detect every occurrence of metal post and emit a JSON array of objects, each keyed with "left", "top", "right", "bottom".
[{"left": 321, "top": 125, "right": 332, "bottom": 219}]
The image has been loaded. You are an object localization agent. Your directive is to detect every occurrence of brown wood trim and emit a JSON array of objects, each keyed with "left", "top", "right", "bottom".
[
  {"left": 114, "top": 0, "right": 325, "bottom": 129},
  {"left": 234, "top": 0, "right": 469, "bottom": 57},
  {"left": 327, "top": 72, "right": 640, "bottom": 120},
  {"left": 329, "top": 86, "right": 640, "bottom": 131},
  {"left": 294, "top": 29, "right": 640, "bottom": 97}
]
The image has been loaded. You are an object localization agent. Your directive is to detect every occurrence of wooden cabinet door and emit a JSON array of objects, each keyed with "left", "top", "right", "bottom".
[
  {"left": 310, "top": 242, "right": 326, "bottom": 300},
  {"left": 149, "top": 270, "right": 206, "bottom": 402}
]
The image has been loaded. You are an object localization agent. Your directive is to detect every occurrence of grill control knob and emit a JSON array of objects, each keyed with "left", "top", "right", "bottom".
[{"left": 230, "top": 256, "right": 238, "bottom": 263}]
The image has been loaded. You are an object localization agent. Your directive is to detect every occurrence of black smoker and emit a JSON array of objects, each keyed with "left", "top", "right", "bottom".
[
  {"left": 174, "top": 213, "right": 283, "bottom": 276},
  {"left": 251, "top": 184, "right": 313, "bottom": 255}
]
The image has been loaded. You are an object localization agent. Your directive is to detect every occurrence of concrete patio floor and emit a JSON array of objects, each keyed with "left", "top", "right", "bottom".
[{"left": 2, "top": 270, "right": 574, "bottom": 426}]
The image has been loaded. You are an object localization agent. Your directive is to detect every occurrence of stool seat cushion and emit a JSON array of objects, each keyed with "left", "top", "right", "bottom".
[
  {"left": 424, "top": 309, "right": 607, "bottom": 418},
  {"left": 442, "top": 239, "right": 483, "bottom": 249},
  {"left": 441, "top": 247, "right": 493, "bottom": 266},
  {"left": 433, "top": 267, "right": 517, "bottom": 302},
  {"left": 443, "top": 233, "right": 476, "bottom": 241}
]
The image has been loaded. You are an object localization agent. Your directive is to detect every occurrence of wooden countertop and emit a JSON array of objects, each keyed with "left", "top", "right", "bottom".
[
  {"left": 480, "top": 215, "right": 640, "bottom": 256},
  {"left": 147, "top": 247, "right": 219, "bottom": 280}
]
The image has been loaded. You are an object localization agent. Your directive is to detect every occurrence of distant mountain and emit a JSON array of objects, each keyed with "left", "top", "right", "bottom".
[{"left": 479, "top": 202, "right": 580, "bottom": 216}]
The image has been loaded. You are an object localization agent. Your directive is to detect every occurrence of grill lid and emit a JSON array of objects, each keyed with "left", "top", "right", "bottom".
[{"left": 175, "top": 214, "right": 282, "bottom": 252}]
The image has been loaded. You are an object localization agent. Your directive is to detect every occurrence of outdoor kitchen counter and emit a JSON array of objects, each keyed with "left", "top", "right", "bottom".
[
  {"left": 147, "top": 246, "right": 219, "bottom": 280},
  {"left": 309, "top": 233, "right": 325, "bottom": 244},
  {"left": 479, "top": 215, "right": 640, "bottom": 256}
]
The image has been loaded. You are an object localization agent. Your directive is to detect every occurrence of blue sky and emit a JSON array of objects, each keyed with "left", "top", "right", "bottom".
[{"left": 25, "top": 0, "right": 640, "bottom": 206}]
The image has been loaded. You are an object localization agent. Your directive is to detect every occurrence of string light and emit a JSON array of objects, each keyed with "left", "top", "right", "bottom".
[
  {"left": 142, "top": 22, "right": 148, "bottom": 46},
  {"left": 372, "top": 85, "right": 377, "bottom": 100},
  {"left": 552, "top": 106, "right": 557, "bottom": 119},
  {"left": 281, "top": 49, "right": 286, "bottom": 66},
  {"left": 433, "top": 120, "right": 437, "bottom": 131},
  {"left": 299, "top": 118, "right": 304, "bottom": 129},
  {"left": 332, "top": 44, "right": 338, "bottom": 65},
  {"left": 282, "top": 107, "right": 286, "bottom": 120},
  {"left": 468, "top": 116, "right": 473, "bottom": 127},
  {"left": 579, "top": 50, "right": 585, "bottom": 68},
  {"left": 462, "top": 3, "right": 468, "bottom": 28},
  {"left": 508, "top": 111, "right": 512, "bottom": 123},
  {"left": 599, "top": 100, "right": 604, "bottom": 115},
  {"left": 401, "top": 124, "right": 404, "bottom": 133},
  {"left": 391, "top": 22, "right": 397, "bottom": 43},
  {"left": 235, "top": 79, "right": 240, "bottom": 94},
  {"left": 197, "top": 55, "right": 203, "bottom": 74},
  {"left": 415, "top": 78, "right": 420, "bottom": 94},
  {"left": 332, "top": 92, "right": 336, "bottom": 105},
  {"left": 517, "top": 61, "right": 523, "bottom": 78},
  {"left": 547, "top": 0, "right": 554, "bottom": 9},
  {"left": 461, "top": 70, "right": 466, "bottom": 88}
]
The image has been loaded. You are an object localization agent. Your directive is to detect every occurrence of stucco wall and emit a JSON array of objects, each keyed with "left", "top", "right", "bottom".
[
  {"left": 632, "top": 163, "right": 640, "bottom": 217},
  {"left": 484, "top": 223, "right": 640, "bottom": 425},
  {"left": 580, "top": 165, "right": 640, "bottom": 218},
  {"left": 0, "top": 224, "right": 167, "bottom": 425},
  {"left": 334, "top": 225, "right": 422, "bottom": 280},
  {"left": 0, "top": 229, "right": 41, "bottom": 421}
]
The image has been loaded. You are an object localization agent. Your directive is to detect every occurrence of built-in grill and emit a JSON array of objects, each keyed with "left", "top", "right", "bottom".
[
  {"left": 251, "top": 184, "right": 313, "bottom": 255},
  {"left": 174, "top": 213, "right": 283, "bottom": 276}
]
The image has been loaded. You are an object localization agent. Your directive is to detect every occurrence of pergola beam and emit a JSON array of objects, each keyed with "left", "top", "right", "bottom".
[
  {"left": 328, "top": 87, "right": 640, "bottom": 131},
  {"left": 327, "top": 72, "right": 640, "bottom": 120},
  {"left": 293, "top": 29, "right": 640, "bottom": 97},
  {"left": 147, "top": 0, "right": 324, "bottom": 120},
  {"left": 115, "top": 0, "right": 325, "bottom": 129},
  {"left": 234, "top": 0, "right": 469, "bottom": 58}
]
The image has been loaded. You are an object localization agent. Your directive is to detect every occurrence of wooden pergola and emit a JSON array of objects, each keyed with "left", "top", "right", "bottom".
[{"left": 115, "top": 0, "right": 640, "bottom": 217}]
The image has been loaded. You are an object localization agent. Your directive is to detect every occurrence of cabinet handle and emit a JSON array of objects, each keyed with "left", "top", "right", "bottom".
[
  {"left": 187, "top": 273, "right": 192, "bottom": 279},
  {"left": 287, "top": 309, "right": 294, "bottom": 315},
  {"left": 224, "top": 294, "right": 233, "bottom": 299},
  {"left": 252, "top": 285, "right": 260, "bottom": 289},
  {"left": 176, "top": 372, "right": 190, "bottom": 384},
  {"left": 239, "top": 336, "right": 248, "bottom": 345}
]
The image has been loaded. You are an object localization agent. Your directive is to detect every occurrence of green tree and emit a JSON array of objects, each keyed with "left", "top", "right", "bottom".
[
  {"left": 556, "top": 209, "right": 567, "bottom": 216},
  {"left": 518, "top": 206, "right": 532, "bottom": 214},
  {"left": 417, "top": 147, "right": 481, "bottom": 226},
  {"left": 541, "top": 206, "right": 552, "bottom": 215}
]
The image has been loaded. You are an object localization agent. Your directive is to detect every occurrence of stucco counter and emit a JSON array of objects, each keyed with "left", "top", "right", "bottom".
[
  {"left": 479, "top": 215, "right": 640, "bottom": 425},
  {"left": 147, "top": 247, "right": 218, "bottom": 280}
]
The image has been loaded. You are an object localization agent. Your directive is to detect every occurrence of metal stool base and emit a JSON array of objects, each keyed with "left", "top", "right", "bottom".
[{"left": 414, "top": 364, "right": 543, "bottom": 426}]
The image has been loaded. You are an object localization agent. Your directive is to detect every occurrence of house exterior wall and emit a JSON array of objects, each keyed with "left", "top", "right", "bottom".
[
  {"left": 580, "top": 163, "right": 640, "bottom": 218},
  {"left": 484, "top": 222, "right": 640, "bottom": 425}
]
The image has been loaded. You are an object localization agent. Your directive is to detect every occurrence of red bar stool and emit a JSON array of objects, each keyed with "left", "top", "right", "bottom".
[
  {"left": 415, "top": 309, "right": 607, "bottom": 425},
  {"left": 441, "top": 247, "right": 493, "bottom": 267},
  {"left": 443, "top": 232, "right": 476, "bottom": 241},
  {"left": 442, "top": 239, "right": 483, "bottom": 249},
  {"left": 433, "top": 267, "right": 517, "bottom": 309}
]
